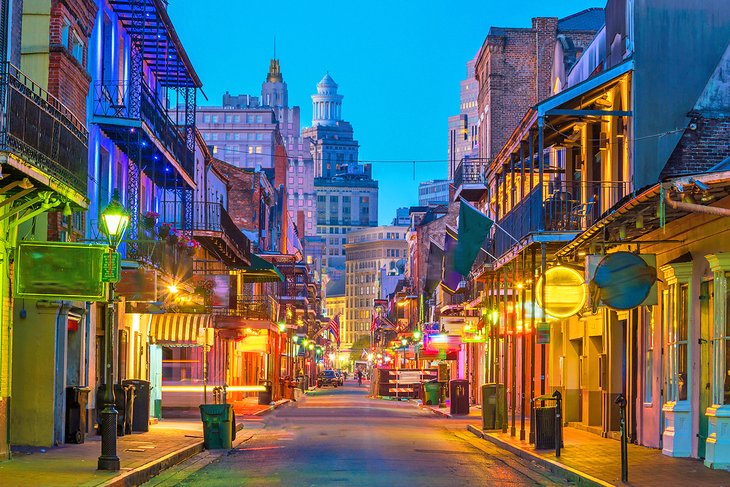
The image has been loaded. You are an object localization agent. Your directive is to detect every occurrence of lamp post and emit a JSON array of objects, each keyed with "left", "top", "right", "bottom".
[{"left": 98, "top": 190, "right": 129, "bottom": 471}]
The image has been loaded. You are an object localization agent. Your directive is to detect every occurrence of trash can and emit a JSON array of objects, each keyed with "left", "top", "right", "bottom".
[
  {"left": 535, "top": 406, "right": 556, "bottom": 450},
  {"left": 123, "top": 379, "right": 150, "bottom": 432},
  {"left": 450, "top": 380, "right": 470, "bottom": 415},
  {"left": 482, "top": 384, "right": 497, "bottom": 429},
  {"left": 65, "top": 386, "right": 90, "bottom": 444},
  {"left": 95, "top": 384, "right": 134, "bottom": 436},
  {"left": 423, "top": 381, "right": 441, "bottom": 406},
  {"left": 258, "top": 380, "right": 273, "bottom": 405},
  {"left": 199, "top": 403, "right": 233, "bottom": 449}
]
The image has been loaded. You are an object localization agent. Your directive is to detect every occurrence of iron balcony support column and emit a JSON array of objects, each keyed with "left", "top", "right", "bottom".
[
  {"left": 529, "top": 247, "right": 536, "bottom": 444},
  {"left": 540, "top": 243, "right": 547, "bottom": 398},
  {"left": 520, "top": 251, "right": 527, "bottom": 441},
  {"left": 511, "top": 259, "right": 517, "bottom": 437},
  {"left": 537, "top": 117, "right": 545, "bottom": 232},
  {"left": 502, "top": 265, "right": 508, "bottom": 434}
]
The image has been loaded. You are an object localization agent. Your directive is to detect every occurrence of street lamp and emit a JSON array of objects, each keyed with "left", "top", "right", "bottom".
[{"left": 98, "top": 190, "right": 129, "bottom": 471}]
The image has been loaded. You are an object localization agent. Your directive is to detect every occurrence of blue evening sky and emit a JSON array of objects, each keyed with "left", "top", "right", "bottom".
[{"left": 169, "top": 0, "right": 603, "bottom": 224}]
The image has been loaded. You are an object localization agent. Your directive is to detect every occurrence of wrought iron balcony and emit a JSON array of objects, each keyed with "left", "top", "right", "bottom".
[
  {"left": 0, "top": 63, "right": 88, "bottom": 198},
  {"left": 129, "top": 238, "right": 193, "bottom": 283},
  {"left": 92, "top": 80, "right": 194, "bottom": 184},
  {"left": 157, "top": 201, "right": 251, "bottom": 268},
  {"left": 453, "top": 158, "right": 488, "bottom": 201},
  {"left": 215, "top": 296, "right": 279, "bottom": 323},
  {"left": 493, "top": 180, "right": 631, "bottom": 257}
]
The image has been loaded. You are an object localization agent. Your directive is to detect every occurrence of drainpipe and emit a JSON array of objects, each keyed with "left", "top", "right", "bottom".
[{"left": 664, "top": 191, "right": 730, "bottom": 217}]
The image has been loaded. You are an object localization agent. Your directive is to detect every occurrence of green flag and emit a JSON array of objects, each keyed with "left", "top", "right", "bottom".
[{"left": 454, "top": 200, "right": 494, "bottom": 275}]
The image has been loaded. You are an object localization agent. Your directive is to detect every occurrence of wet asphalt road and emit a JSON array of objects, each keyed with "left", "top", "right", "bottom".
[{"left": 164, "top": 381, "right": 564, "bottom": 487}]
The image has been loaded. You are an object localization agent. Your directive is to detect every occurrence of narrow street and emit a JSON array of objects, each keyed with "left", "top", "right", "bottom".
[{"left": 150, "top": 382, "right": 565, "bottom": 487}]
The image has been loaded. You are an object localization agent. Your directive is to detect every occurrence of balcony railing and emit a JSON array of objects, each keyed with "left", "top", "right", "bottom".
[
  {"left": 494, "top": 180, "right": 630, "bottom": 257},
  {"left": 158, "top": 201, "right": 251, "bottom": 265},
  {"left": 93, "top": 80, "right": 194, "bottom": 179},
  {"left": 130, "top": 238, "right": 193, "bottom": 282},
  {"left": 214, "top": 296, "right": 278, "bottom": 322},
  {"left": 453, "top": 159, "right": 487, "bottom": 189},
  {"left": 0, "top": 63, "right": 88, "bottom": 195}
]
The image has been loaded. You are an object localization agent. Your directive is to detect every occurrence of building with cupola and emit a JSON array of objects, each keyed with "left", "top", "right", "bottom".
[{"left": 303, "top": 73, "right": 379, "bottom": 274}]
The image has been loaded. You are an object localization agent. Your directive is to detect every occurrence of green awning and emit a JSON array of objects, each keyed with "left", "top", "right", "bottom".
[{"left": 240, "top": 254, "right": 284, "bottom": 283}]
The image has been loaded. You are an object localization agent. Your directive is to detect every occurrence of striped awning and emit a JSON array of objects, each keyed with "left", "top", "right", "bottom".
[{"left": 149, "top": 313, "right": 211, "bottom": 347}]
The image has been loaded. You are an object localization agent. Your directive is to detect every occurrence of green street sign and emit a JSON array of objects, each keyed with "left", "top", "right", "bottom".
[
  {"left": 101, "top": 251, "right": 121, "bottom": 283},
  {"left": 536, "top": 321, "right": 550, "bottom": 345}
]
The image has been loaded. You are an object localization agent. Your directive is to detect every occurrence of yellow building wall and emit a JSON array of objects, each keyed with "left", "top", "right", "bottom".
[{"left": 20, "top": 0, "right": 51, "bottom": 89}]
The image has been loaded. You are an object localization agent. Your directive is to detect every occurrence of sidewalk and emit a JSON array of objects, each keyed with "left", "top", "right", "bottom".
[
  {"left": 467, "top": 420, "right": 730, "bottom": 486},
  {"left": 0, "top": 419, "right": 204, "bottom": 487},
  {"left": 416, "top": 399, "right": 483, "bottom": 420},
  {"left": 0, "top": 399, "right": 292, "bottom": 487}
]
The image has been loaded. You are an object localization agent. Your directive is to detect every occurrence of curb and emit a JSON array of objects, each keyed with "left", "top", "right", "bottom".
[
  {"left": 102, "top": 440, "right": 204, "bottom": 487},
  {"left": 103, "top": 402, "right": 282, "bottom": 487},
  {"left": 466, "top": 424, "right": 612, "bottom": 487}
]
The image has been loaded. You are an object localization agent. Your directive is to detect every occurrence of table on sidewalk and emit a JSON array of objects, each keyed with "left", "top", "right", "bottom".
[
  {"left": 475, "top": 422, "right": 730, "bottom": 486},
  {"left": 0, "top": 420, "right": 204, "bottom": 487}
]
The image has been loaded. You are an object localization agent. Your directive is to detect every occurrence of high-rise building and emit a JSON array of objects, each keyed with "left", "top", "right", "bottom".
[
  {"left": 303, "top": 73, "right": 379, "bottom": 272},
  {"left": 198, "top": 60, "right": 318, "bottom": 236},
  {"left": 418, "top": 180, "right": 451, "bottom": 206},
  {"left": 392, "top": 207, "right": 410, "bottom": 226},
  {"left": 344, "top": 226, "right": 408, "bottom": 348},
  {"left": 447, "top": 55, "right": 479, "bottom": 180}
]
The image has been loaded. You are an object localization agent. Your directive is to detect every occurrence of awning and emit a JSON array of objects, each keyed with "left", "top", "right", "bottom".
[
  {"left": 240, "top": 254, "right": 284, "bottom": 283},
  {"left": 149, "top": 313, "right": 211, "bottom": 347}
]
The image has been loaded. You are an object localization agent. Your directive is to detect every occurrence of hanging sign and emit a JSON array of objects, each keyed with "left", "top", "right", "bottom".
[
  {"left": 535, "top": 265, "right": 587, "bottom": 319},
  {"left": 536, "top": 322, "right": 550, "bottom": 344},
  {"left": 101, "top": 251, "right": 121, "bottom": 283},
  {"left": 589, "top": 252, "right": 657, "bottom": 311}
]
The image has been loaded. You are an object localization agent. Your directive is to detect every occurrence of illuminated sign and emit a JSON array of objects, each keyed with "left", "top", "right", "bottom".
[{"left": 535, "top": 265, "right": 587, "bottom": 319}]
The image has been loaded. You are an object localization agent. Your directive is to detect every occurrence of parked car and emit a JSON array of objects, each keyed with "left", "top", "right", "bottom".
[{"left": 317, "top": 370, "right": 339, "bottom": 388}]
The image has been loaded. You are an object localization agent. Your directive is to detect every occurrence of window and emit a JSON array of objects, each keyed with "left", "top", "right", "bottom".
[
  {"left": 212, "top": 115, "right": 219, "bottom": 123},
  {"left": 256, "top": 115, "right": 263, "bottom": 123},
  {"left": 256, "top": 133, "right": 263, "bottom": 141},
  {"left": 234, "top": 115, "right": 241, "bottom": 123},
  {"left": 255, "top": 146, "right": 262, "bottom": 154},
  {"left": 665, "top": 276, "right": 689, "bottom": 402}
]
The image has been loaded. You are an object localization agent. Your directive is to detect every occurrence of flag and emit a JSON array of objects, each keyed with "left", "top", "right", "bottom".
[
  {"left": 425, "top": 239, "right": 444, "bottom": 294},
  {"left": 440, "top": 225, "right": 462, "bottom": 294},
  {"left": 454, "top": 199, "right": 494, "bottom": 276},
  {"left": 370, "top": 312, "right": 378, "bottom": 332},
  {"left": 328, "top": 314, "right": 340, "bottom": 347}
]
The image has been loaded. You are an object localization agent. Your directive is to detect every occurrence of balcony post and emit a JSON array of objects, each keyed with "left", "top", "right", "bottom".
[
  {"left": 510, "top": 153, "right": 517, "bottom": 212},
  {"left": 520, "top": 141, "right": 526, "bottom": 202},
  {"left": 537, "top": 116, "right": 545, "bottom": 232}
]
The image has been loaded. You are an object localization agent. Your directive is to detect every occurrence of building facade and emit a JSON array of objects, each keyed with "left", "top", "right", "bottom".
[
  {"left": 447, "top": 55, "right": 479, "bottom": 180},
  {"left": 197, "top": 61, "right": 317, "bottom": 236},
  {"left": 344, "top": 226, "right": 408, "bottom": 348},
  {"left": 418, "top": 180, "right": 451, "bottom": 206}
]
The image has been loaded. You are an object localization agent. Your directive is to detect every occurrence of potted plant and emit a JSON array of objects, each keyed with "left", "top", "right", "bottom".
[
  {"left": 158, "top": 223, "right": 172, "bottom": 239},
  {"left": 142, "top": 211, "right": 158, "bottom": 230},
  {"left": 166, "top": 227, "right": 179, "bottom": 245}
]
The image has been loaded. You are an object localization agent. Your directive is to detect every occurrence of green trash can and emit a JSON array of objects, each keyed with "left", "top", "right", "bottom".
[
  {"left": 199, "top": 404, "right": 233, "bottom": 449},
  {"left": 423, "top": 381, "right": 441, "bottom": 406}
]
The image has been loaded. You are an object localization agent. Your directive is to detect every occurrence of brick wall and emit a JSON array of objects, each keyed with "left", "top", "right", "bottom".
[
  {"left": 475, "top": 18, "right": 598, "bottom": 162},
  {"left": 662, "top": 111, "right": 730, "bottom": 177},
  {"left": 47, "top": 0, "right": 96, "bottom": 122}
]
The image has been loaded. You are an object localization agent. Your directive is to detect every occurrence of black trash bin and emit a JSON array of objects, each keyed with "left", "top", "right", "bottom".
[
  {"left": 122, "top": 379, "right": 150, "bottom": 432},
  {"left": 96, "top": 384, "right": 135, "bottom": 436},
  {"left": 449, "top": 380, "right": 470, "bottom": 415},
  {"left": 534, "top": 406, "right": 556, "bottom": 450},
  {"left": 481, "top": 384, "right": 497, "bottom": 429},
  {"left": 65, "top": 386, "right": 90, "bottom": 444},
  {"left": 258, "top": 380, "right": 273, "bottom": 405}
]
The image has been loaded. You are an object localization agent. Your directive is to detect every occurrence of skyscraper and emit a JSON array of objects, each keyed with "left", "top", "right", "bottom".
[
  {"left": 447, "top": 55, "right": 479, "bottom": 180},
  {"left": 303, "top": 73, "right": 379, "bottom": 272},
  {"left": 198, "top": 60, "right": 318, "bottom": 236}
]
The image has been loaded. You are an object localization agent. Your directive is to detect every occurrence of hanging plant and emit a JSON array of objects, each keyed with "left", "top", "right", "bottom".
[
  {"left": 158, "top": 223, "right": 172, "bottom": 239},
  {"left": 167, "top": 228, "right": 179, "bottom": 245},
  {"left": 142, "top": 211, "right": 159, "bottom": 230}
]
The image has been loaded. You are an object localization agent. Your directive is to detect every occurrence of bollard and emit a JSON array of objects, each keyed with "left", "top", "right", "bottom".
[
  {"left": 552, "top": 390, "right": 562, "bottom": 458},
  {"left": 616, "top": 394, "right": 628, "bottom": 483}
]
